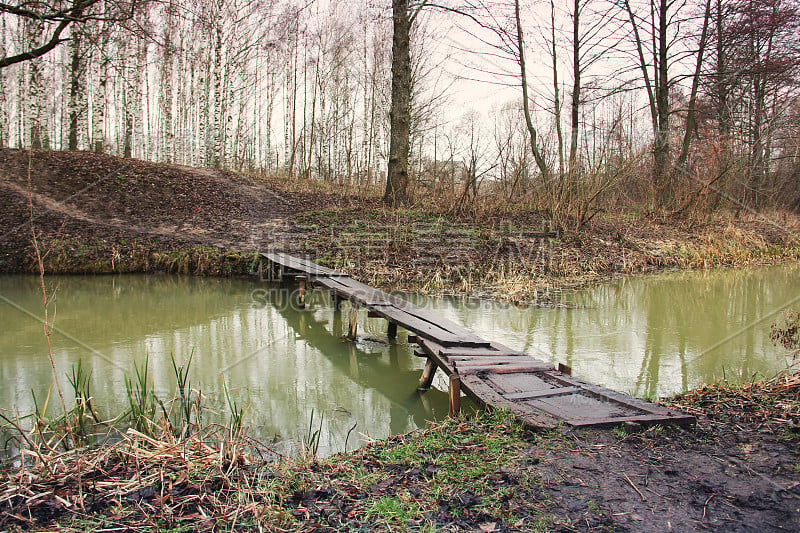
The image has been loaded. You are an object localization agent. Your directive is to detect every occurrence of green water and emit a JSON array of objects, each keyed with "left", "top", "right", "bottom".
[
  {"left": 0, "top": 275, "right": 449, "bottom": 456},
  {"left": 0, "top": 263, "right": 797, "bottom": 453},
  {"left": 415, "top": 262, "right": 800, "bottom": 399}
]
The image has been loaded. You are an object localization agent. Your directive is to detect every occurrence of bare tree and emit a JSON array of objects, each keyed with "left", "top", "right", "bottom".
[
  {"left": 618, "top": 0, "right": 673, "bottom": 202},
  {"left": 0, "top": 1, "right": 134, "bottom": 69}
]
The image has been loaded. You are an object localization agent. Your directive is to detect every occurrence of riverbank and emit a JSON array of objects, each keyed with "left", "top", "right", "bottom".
[
  {"left": 1, "top": 370, "right": 798, "bottom": 532},
  {"left": 2, "top": 149, "right": 799, "bottom": 303}
]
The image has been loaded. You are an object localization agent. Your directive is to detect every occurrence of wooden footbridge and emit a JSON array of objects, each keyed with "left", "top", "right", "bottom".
[{"left": 262, "top": 252, "right": 695, "bottom": 429}]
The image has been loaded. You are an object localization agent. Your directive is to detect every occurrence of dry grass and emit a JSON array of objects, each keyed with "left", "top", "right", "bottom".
[
  {"left": 293, "top": 203, "right": 800, "bottom": 303},
  {"left": 663, "top": 368, "right": 800, "bottom": 427},
  {"left": 0, "top": 423, "right": 288, "bottom": 531}
]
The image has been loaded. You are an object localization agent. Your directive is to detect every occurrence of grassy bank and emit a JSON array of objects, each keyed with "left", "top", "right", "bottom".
[
  {"left": 294, "top": 206, "right": 800, "bottom": 302},
  {"left": 2, "top": 370, "right": 799, "bottom": 532},
  {"left": 1, "top": 237, "right": 258, "bottom": 278}
]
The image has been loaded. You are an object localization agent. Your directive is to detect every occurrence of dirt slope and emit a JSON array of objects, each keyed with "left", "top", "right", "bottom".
[{"left": 0, "top": 149, "right": 370, "bottom": 274}]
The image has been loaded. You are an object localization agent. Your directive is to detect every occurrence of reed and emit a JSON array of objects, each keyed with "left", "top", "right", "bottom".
[
  {"left": 169, "top": 352, "right": 199, "bottom": 438},
  {"left": 301, "top": 409, "right": 324, "bottom": 460},
  {"left": 124, "top": 356, "right": 160, "bottom": 436}
]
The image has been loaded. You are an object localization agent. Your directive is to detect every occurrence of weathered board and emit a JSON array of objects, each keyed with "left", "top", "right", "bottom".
[
  {"left": 261, "top": 252, "right": 697, "bottom": 430},
  {"left": 263, "top": 252, "right": 348, "bottom": 278}
]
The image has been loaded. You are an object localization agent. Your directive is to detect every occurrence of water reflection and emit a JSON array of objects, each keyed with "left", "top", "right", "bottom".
[
  {"left": 416, "top": 263, "right": 799, "bottom": 398},
  {"left": 0, "top": 275, "right": 447, "bottom": 456}
]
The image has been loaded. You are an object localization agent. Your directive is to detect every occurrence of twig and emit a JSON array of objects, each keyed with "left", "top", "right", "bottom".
[
  {"left": 702, "top": 494, "right": 715, "bottom": 518},
  {"left": 622, "top": 472, "right": 646, "bottom": 501}
]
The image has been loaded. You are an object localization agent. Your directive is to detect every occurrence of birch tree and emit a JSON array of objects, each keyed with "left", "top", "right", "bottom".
[
  {"left": 158, "top": 0, "right": 175, "bottom": 162},
  {"left": 91, "top": 1, "right": 109, "bottom": 153}
]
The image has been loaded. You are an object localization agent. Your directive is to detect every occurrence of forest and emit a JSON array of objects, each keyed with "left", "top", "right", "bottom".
[{"left": 1, "top": 0, "right": 799, "bottom": 221}]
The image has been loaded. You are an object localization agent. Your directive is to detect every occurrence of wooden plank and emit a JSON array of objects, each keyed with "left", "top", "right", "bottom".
[
  {"left": 417, "top": 338, "right": 457, "bottom": 375},
  {"left": 262, "top": 252, "right": 347, "bottom": 277},
  {"left": 439, "top": 348, "right": 528, "bottom": 358},
  {"left": 264, "top": 254, "right": 695, "bottom": 430},
  {"left": 317, "top": 279, "right": 486, "bottom": 348},
  {"left": 347, "top": 303, "right": 359, "bottom": 339},
  {"left": 416, "top": 336, "right": 694, "bottom": 428},
  {"left": 455, "top": 363, "right": 555, "bottom": 375},
  {"left": 315, "top": 277, "right": 394, "bottom": 306},
  {"left": 324, "top": 275, "right": 408, "bottom": 304},
  {"left": 391, "top": 302, "right": 484, "bottom": 340},
  {"left": 448, "top": 356, "right": 541, "bottom": 365},
  {"left": 564, "top": 413, "right": 697, "bottom": 428},
  {"left": 316, "top": 274, "right": 488, "bottom": 345},
  {"left": 417, "top": 358, "right": 438, "bottom": 390},
  {"left": 487, "top": 373, "right": 552, "bottom": 395},
  {"left": 504, "top": 387, "right": 580, "bottom": 401},
  {"left": 524, "top": 394, "right": 635, "bottom": 421},
  {"left": 270, "top": 253, "right": 346, "bottom": 276},
  {"left": 366, "top": 305, "right": 490, "bottom": 347},
  {"left": 449, "top": 374, "right": 461, "bottom": 416},
  {"left": 365, "top": 306, "right": 464, "bottom": 345},
  {"left": 459, "top": 375, "right": 559, "bottom": 429},
  {"left": 541, "top": 371, "right": 685, "bottom": 417}
]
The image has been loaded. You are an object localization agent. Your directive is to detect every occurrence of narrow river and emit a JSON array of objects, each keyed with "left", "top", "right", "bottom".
[{"left": 1, "top": 262, "right": 797, "bottom": 455}]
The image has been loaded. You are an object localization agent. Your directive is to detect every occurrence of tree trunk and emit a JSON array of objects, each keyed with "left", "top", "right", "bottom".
[
  {"left": 384, "top": 0, "right": 412, "bottom": 207},
  {"left": 28, "top": 49, "right": 46, "bottom": 149},
  {"left": 568, "top": 0, "right": 580, "bottom": 173},
  {"left": 515, "top": 0, "right": 550, "bottom": 182},
  {"left": 654, "top": 0, "right": 670, "bottom": 201},
  {"left": 551, "top": 0, "right": 564, "bottom": 179},
  {"left": 159, "top": 1, "right": 174, "bottom": 162},
  {"left": 677, "top": 0, "right": 712, "bottom": 171},
  {"left": 715, "top": 0, "right": 730, "bottom": 136},
  {"left": 211, "top": 18, "right": 223, "bottom": 169},
  {"left": 92, "top": 5, "right": 108, "bottom": 154},
  {"left": 0, "top": 18, "right": 6, "bottom": 148},
  {"left": 67, "top": 25, "right": 84, "bottom": 150}
]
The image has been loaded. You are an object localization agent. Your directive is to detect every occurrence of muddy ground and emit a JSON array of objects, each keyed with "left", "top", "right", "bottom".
[{"left": 1, "top": 149, "right": 799, "bottom": 531}]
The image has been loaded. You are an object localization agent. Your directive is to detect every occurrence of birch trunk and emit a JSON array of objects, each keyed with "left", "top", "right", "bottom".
[
  {"left": 67, "top": 24, "right": 86, "bottom": 150},
  {"left": 159, "top": 2, "right": 174, "bottom": 162},
  {"left": 92, "top": 9, "right": 108, "bottom": 153}
]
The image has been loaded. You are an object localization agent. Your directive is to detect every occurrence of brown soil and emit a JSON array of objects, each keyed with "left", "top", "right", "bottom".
[{"left": 0, "top": 148, "right": 370, "bottom": 275}]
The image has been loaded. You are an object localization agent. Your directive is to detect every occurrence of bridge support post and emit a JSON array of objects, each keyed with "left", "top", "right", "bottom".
[
  {"left": 417, "top": 358, "right": 437, "bottom": 390},
  {"left": 296, "top": 276, "right": 307, "bottom": 309},
  {"left": 333, "top": 294, "right": 343, "bottom": 311},
  {"left": 387, "top": 321, "right": 398, "bottom": 340},
  {"left": 347, "top": 303, "right": 359, "bottom": 339},
  {"left": 449, "top": 374, "right": 461, "bottom": 416}
]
